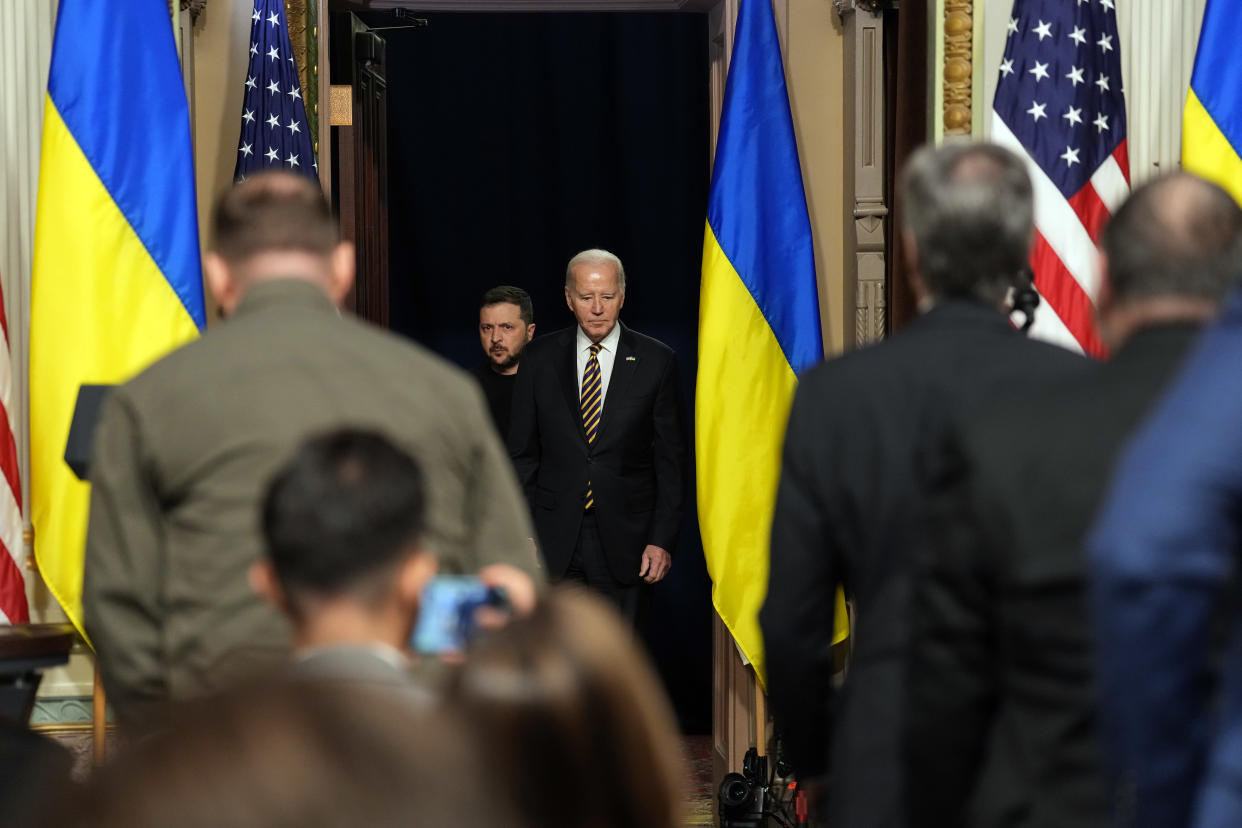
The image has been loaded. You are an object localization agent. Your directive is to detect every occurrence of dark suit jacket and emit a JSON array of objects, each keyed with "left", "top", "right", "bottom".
[
  {"left": 509, "top": 323, "right": 686, "bottom": 583},
  {"left": 760, "top": 299, "right": 1090, "bottom": 828},
  {"left": 904, "top": 324, "right": 1202, "bottom": 828}
]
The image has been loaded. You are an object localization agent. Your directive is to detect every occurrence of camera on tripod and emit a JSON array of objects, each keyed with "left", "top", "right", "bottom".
[{"left": 719, "top": 747, "right": 769, "bottom": 827}]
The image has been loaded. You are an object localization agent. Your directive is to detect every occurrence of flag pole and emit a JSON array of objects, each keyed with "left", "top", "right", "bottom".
[
  {"left": 92, "top": 660, "right": 106, "bottom": 764},
  {"left": 754, "top": 670, "right": 767, "bottom": 757}
]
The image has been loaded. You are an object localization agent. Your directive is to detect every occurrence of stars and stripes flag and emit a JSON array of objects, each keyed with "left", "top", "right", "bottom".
[
  {"left": 233, "top": 0, "right": 317, "bottom": 181},
  {"left": 992, "top": 0, "right": 1129, "bottom": 357},
  {"left": 0, "top": 277, "right": 27, "bottom": 625}
]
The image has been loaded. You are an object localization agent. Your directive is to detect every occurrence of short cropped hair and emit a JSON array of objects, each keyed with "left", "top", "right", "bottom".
[
  {"left": 211, "top": 171, "right": 339, "bottom": 265},
  {"left": 565, "top": 248, "right": 627, "bottom": 291},
  {"left": 1101, "top": 172, "right": 1242, "bottom": 305},
  {"left": 901, "top": 141, "right": 1034, "bottom": 306},
  {"left": 261, "top": 429, "right": 425, "bottom": 615},
  {"left": 481, "top": 286, "right": 534, "bottom": 326}
]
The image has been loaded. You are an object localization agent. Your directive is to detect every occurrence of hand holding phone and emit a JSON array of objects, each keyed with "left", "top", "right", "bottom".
[{"left": 411, "top": 576, "right": 509, "bottom": 655}]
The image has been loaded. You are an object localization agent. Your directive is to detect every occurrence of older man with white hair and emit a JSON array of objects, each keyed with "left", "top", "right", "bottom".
[{"left": 509, "top": 249, "right": 686, "bottom": 623}]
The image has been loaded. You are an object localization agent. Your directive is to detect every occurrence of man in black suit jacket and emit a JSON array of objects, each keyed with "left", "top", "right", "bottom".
[
  {"left": 760, "top": 142, "right": 1090, "bottom": 828},
  {"left": 509, "top": 249, "right": 685, "bottom": 618},
  {"left": 901, "top": 174, "right": 1242, "bottom": 828}
]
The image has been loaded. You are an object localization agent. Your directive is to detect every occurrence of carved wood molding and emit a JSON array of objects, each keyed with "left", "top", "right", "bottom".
[
  {"left": 180, "top": 0, "right": 207, "bottom": 23},
  {"left": 943, "top": 0, "right": 972, "bottom": 135},
  {"left": 285, "top": 0, "right": 310, "bottom": 106}
]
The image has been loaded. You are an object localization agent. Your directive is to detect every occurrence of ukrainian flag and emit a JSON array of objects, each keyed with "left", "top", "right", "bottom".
[
  {"left": 697, "top": 0, "right": 825, "bottom": 682},
  {"left": 31, "top": 0, "right": 206, "bottom": 636},
  {"left": 1184, "top": 0, "right": 1242, "bottom": 204}
]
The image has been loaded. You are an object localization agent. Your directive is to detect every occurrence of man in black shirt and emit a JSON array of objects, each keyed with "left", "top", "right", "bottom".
[{"left": 470, "top": 286, "right": 535, "bottom": 439}]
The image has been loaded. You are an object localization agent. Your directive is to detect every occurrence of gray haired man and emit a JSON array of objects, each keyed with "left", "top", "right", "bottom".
[{"left": 760, "top": 141, "right": 1090, "bottom": 826}]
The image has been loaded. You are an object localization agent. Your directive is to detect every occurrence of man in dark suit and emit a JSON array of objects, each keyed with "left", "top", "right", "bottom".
[
  {"left": 1087, "top": 219, "right": 1242, "bottom": 827},
  {"left": 903, "top": 172, "right": 1242, "bottom": 828},
  {"left": 760, "top": 142, "right": 1090, "bottom": 827},
  {"left": 470, "top": 286, "right": 535, "bottom": 438},
  {"left": 509, "top": 249, "right": 685, "bottom": 619}
]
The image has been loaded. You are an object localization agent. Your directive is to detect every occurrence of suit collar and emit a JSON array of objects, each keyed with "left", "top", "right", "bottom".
[
  {"left": 560, "top": 328, "right": 587, "bottom": 441},
  {"left": 593, "top": 325, "right": 639, "bottom": 443},
  {"left": 914, "top": 298, "right": 1015, "bottom": 334},
  {"left": 574, "top": 321, "right": 623, "bottom": 354}
]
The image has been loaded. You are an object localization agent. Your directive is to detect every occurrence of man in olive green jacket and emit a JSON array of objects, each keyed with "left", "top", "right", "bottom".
[{"left": 83, "top": 172, "right": 541, "bottom": 730}]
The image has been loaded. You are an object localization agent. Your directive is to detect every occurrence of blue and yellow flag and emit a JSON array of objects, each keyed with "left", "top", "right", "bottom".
[
  {"left": 697, "top": 0, "right": 826, "bottom": 683},
  {"left": 1184, "top": 0, "right": 1242, "bottom": 204},
  {"left": 31, "top": 0, "right": 206, "bottom": 635}
]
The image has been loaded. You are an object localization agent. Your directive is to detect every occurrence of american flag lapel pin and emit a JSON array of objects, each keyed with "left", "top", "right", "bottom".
[{"left": 625, "top": 356, "right": 638, "bottom": 362}]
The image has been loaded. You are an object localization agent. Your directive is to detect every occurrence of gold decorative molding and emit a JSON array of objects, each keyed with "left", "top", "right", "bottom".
[
  {"left": 943, "top": 0, "right": 973, "bottom": 136},
  {"left": 285, "top": 0, "right": 309, "bottom": 102},
  {"left": 330, "top": 85, "right": 353, "bottom": 126},
  {"left": 180, "top": 0, "right": 207, "bottom": 23}
]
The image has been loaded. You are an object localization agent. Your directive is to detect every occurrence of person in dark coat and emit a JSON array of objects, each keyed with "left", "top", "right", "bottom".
[
  {"left": 904, "top": 172, "right": 1242, "bottom": 828},
  {"left": 509, "top": 249, "right": 686, "bottom": 621},
  {"left": 470, "top": 286, "right": 535, "bottom": 439},
  {"left": 760, "top": 141, "right": 1089, "bottom": 827}
]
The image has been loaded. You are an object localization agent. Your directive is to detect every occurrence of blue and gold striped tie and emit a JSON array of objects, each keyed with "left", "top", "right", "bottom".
[{"left": 581, "top": 343, "right": 602, "bottom": 510}]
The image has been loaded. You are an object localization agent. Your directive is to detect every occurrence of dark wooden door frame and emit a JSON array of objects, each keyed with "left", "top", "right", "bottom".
[{"left": 326, "top": 11, "right": 389, "bottom": 326}]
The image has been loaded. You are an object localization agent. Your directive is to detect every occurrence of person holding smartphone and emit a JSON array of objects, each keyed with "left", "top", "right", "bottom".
[{"left": 250, "top": 428, "right": 536, "bottom": 699}]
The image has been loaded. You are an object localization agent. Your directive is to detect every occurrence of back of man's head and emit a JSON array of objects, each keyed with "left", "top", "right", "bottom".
[
  {"left": 211, "top": 171, "right": 339, "bottom": 267},
  {"left": 901, "top": 141, "right": 1034, "bottom": 307},
  {"left": 1102, "top": 172, "right": 1242, "bottom": 306},
  {"left": 261, "top": 429, "right": 427, "bottom": 621}
]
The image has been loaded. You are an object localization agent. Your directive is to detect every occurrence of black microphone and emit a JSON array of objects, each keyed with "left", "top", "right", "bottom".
[{"left": 1012, "top": 267, "right": 1040, "bottom": 333}]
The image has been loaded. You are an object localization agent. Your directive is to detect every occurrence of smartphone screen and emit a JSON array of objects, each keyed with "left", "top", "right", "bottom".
[{"left": 411, "top": 576, "right": 497, "bottom": 654}]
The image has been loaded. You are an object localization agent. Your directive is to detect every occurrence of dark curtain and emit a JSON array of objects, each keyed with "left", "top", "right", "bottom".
[
  {"left": 884, "top": 0, "right": 929, "bottom": 333},
  {"left": 357, "top": 10, "right": 712, "bottom": 732}
]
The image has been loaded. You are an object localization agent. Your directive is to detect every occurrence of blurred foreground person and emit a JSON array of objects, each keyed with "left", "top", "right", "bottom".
[
  {"left": 904, "top": 172, "right": 1242, "bottom": 828},
  {"left": 450, "top": 587, "right": 684, "bottom": 828},
  {"left": 49, "top": 680, "right": 518, "bottom": 828},
  {"left": 252, "top": 428, "right": 437, "bottom": 701},
  {"left": 0, "top": 723, "right": 74, "bottom": 828},
  {"left": 1088, "top": 232, "right": 1242, "bottom": 826},
  {"left": 761, "top": 141, "right": 1089, "bottom": 826},
  {"left": 84, "top": 171, "right": 540, "bottom": 732}
]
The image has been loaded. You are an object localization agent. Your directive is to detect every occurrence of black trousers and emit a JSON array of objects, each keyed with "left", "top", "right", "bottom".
[{"left": 562, "top": 510, "right": 642, "bottom": 626}]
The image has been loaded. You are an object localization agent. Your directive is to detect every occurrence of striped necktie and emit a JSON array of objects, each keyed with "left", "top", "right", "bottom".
[{"left": 581, "top": 343, "right": 602, "bottom": 509}]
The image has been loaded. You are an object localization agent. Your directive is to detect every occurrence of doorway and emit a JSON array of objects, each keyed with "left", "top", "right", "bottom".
[{"left": 328, "top": 4, "right": 715, "bottom": 734}]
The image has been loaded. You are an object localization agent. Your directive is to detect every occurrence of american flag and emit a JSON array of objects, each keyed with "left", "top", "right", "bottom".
[
  {"left": 992, "top": 0, "right": 1129, "bottom": 357},
  {"left": 0, "top": 278, "right": 27, "bottom": 625},
  {"left": 232, "top": 0, "right": 317, "bottom": 182}
]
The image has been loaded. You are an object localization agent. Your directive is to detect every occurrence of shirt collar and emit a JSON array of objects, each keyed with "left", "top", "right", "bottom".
[
  {"left": 295, "top": 642, "right": 412, "bottom": 670},
  {"left": 576, "top": 322, "right": 622, "bottom": 353}
]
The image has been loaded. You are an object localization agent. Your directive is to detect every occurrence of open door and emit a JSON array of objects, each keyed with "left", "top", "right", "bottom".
[{"left": 331, "top": 12, "right": 390, "bottom": 327}]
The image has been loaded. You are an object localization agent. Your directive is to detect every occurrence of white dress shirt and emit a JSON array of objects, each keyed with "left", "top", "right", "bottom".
[{"left": 576, "top": 322, "right": 622, "bottom": 406}]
